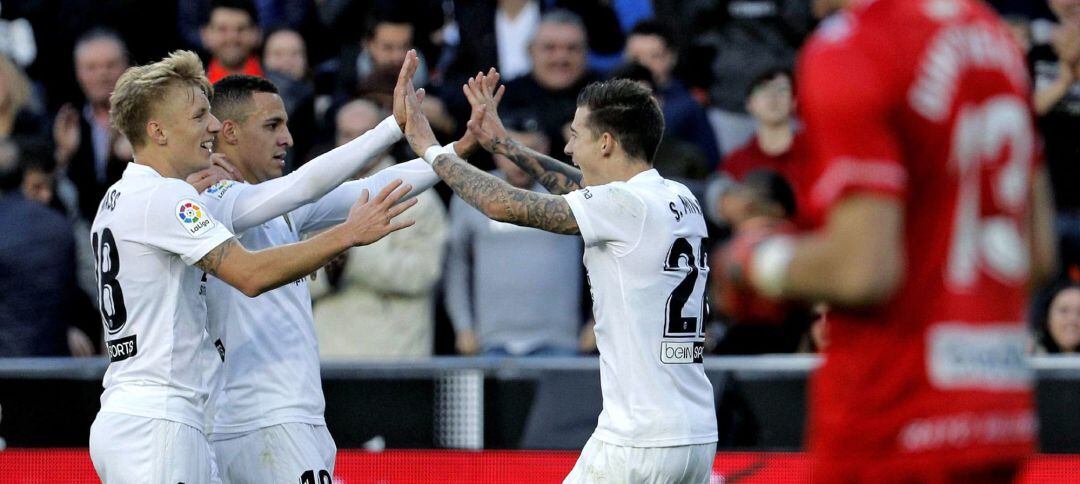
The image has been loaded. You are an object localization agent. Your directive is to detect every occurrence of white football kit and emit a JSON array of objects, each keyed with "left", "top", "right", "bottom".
[
  {"left": 88, "top": 163, "right": 234, "bottom": 484},
  {"left": 562, "top": 169, "right": 718, "bottom": 483},
  {"left": 198, "top": 116, "right": 442, "bottom": 483}
]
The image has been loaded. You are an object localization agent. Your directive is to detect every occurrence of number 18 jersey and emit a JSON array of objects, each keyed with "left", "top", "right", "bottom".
[
  {"left": 90, "top": 163, "right": 234, "bottom": 430},
  {"left": 563, "top": 169, "right": 717, "bottom": 447}
]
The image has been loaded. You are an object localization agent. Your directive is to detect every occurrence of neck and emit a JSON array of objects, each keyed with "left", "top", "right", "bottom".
[
  {"left": 499, "top": 0, "right": 530, "bottom": 18},
  {"left": 90, "top": 102, "right": 111, "bottom": 126},
  {"left": 132, "top": 148, "right": 184, "bottom": 179},
  {"left": 593, "top": 157, "right": 651, "bottom": 185},
  {"left": 219, "top": 147, "right": 260, "bottom": 183},
  {"left": 756, "top": 122, "right": 794, "bottom": 156}
]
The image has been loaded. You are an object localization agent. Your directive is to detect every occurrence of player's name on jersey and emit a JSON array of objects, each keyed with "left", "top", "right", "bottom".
[{"left": 669, "top": 195, "right": 702, "bottom": 222}]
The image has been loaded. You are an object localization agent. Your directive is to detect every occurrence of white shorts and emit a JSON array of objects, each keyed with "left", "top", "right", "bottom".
[
  {"left": 564, "top": 437, "right": 717, "bottom": 484},
  {"left": 89, "top": 411, "right": 220, "bottom": 484},
  {"left": 212, "top": 423, "right": 337, "bottom": 484}
]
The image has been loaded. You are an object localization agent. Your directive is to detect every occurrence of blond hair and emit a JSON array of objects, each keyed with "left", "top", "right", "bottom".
[
  {"left": 0, "top": 54, "right": 32, "bottom": 123},
  {"left": 109, "top": 50, "right": 212, "bottom": 148}
]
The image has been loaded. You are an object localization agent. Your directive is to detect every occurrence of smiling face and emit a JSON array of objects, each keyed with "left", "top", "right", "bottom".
[
  {"left": 530, "top": 21, "right": 587, "bottom": 91},
  {"left": 1048, "top": 287, "right": 1080, "bottom": 353},
  {"left": 564, "top": 106, "right": 604, "bottom": 186},
  {"left": 75, "top": 38, "right": 128, "bottom": 108},
  {"left": 231, "top": 92, "right": 292, "bottom": 182},
  {"left": 203, "top": 7, "right": 260, "bottom": 68},
  {"left": 155, "top": 84, "right": 221, "bottom": 176}
]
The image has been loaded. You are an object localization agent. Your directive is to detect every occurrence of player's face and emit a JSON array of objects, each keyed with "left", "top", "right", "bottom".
[
  {"left": 1049, "top": 287, "right": 1080, "bottom": 352},
  {"left": 235, "top": 92, "right": 292, "bottom": 183},
  {"left": 747, "top": 76, "right": 794, "bottom": 126},
  {"left": 75, "top": 39, "right": 128, "bottom": 107},
  {"left": 158, "top": 85, "right": 221, "bottom": 176},
  {"left": 530, "top": 23, "right": 587, "bottom": 91},
  {"left": 264, "top": 30, "right": 307, "bottom": 81},
  {"left": 565, "top": 106, "right": 601, "bottom": 184},
  {"left": 205, "top": 8, "right": 259, "bottom": 68}
]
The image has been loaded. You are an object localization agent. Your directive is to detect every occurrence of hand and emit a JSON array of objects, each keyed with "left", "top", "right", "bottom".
[
  {"left": 393, "top": 48, "right": 423, "bottom": 130},
  {"left": 67, "top": 327, "right": 96, "bottom": 357},
  {"left": 455, "top": 329, "right": 480, "bottom": 355},
  {"left": 399, "top": 51, "right": 440, "bottom": 156},
  {"left": 53, "top": 103, "right": 81, "bottom": 166},
  {"left": 341, "top": 179, "right": 418, "bottom": 246},
  {"left": 578, "top": 320, "right": 597, "bottom": 354},
  {"left": 462, "top": 68, "right": 509, "bottom": 154},
  {"left": 711, "top": 218, "right": 796, "bottom": 325},
  {"left": 1052, "top": 23, "right": 1080, "bottom": 70},
  {"left": 186, "top": 154, "right": 241, "bottom": 192}
]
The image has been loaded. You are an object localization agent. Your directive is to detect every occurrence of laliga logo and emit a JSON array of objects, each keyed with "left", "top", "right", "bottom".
[{"left": 178, "top": 202, "right": 203, "bottom": 223}]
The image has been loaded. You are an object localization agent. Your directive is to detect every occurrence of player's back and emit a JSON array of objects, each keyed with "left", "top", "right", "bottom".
[
  {"left": 90, "top": 163, "right": 232, "bottom": 430},
  {"left": 564, "top": 169, "right": 717, "bottom": 447},
  {"left": 798, "top": 0, "right": 1036, "bottom": 472}
]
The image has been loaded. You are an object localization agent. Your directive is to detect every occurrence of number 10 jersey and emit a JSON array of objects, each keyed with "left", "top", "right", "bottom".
[
  {"left": 90, "top": 163, "right": 234, "bottom": 430},
  {"left": 563, "top": 169, "right": 718, "bottom": 447}
]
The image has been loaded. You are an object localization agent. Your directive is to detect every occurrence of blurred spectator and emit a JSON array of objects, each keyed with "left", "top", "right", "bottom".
[
  {"left": 498, "top": 9, "right": 597, "bottom": 161},
  {"left": 1035, "top": 283, "right": 1080, "bottom": 354},
  {"left": 685, "top": 0, "right": 815, "bottom": 155},
  {"left": 262, "top": 27, "right": 316, "bottom": 167},
  {"left": 445, "top": 133, "right": 586, "bottom": 357},
  {"left": 201, "top": 0, "right": 264, "bottom": 83},
  {"left": 708, "top": 69, "right": 813, "bottom": 229},
  {"left": 1033, "top": 0, "right": 1080, "bottom": 268},
  {"left": 180, "top": 0, "right": 316, "bottom": 53},
  {"left": 624, "top": 20, "right": 720, "bottom": 167},
  {"left": 310, "top": 99, "right": 447, "bottom": 358},
  {"left": 447, "top": 0, "right": 541, "bottom": 86},
  {"left": 608, "top": 62, "right": 709, "bottom": 180},
  {"left": 0, "top": 139, "right": 97, "bottom": 357},
  {"left": 0, "top": 53, "right": 47, "bottom": 142},
  {"left": 54, "top": 29, "right": 131, "bottom": 222},
  {"left": 18, "top": 139, "right": 54, "bottom": 206},
  {"left": 0, "top": 4, "right": 37, "bottom": 68}
]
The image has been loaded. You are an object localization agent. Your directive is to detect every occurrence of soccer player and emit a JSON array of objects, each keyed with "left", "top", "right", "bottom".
[
  {"left": 719, "top": 0, "right": 1057, "bottom": 481},
  {"left": 198, "top": 70, "right": 476, "bottom": 482},
  {"left": 87, "top": 50, "right": 416, "bottom": 484},
  {"left": 403, "top": 59, "right": 718, "bottom": 483}
]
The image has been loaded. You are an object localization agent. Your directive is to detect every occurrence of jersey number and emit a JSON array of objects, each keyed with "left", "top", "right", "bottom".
[
  {"left": 92, "top": 228, "right": 127, "bottom": 334},
  {"left": 299, "top": 469, "right": 332, "bottom": 484},
  {"left": 664, "top": 237, "right": 707, "bottom": 338},
  {"left": 947, "top": 96, "right": 1033, "bottom": 289}
]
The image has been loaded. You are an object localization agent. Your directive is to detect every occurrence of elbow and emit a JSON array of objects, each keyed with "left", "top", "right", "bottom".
[{"left": 236, "top": 275, "right": 269, "bottom": 298}]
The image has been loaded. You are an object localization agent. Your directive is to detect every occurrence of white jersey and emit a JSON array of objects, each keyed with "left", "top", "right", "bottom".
[
  {"left": 91, "top": 163, "right": 234, "bottom": 430},
  {"left": 563, "top": 169, "right": 718, "bottom": 447}
]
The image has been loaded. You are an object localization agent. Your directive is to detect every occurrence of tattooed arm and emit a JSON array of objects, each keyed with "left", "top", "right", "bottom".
[
  {"left": 431, "top": 151, "right": 579, "bottom": 235},
  {"left": 489, "top": 136, "right": 583, "bottom": 195}
]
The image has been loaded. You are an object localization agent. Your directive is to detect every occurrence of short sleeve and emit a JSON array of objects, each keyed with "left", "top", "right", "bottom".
[
  {"left": 798, "top": 33, "right": 907, "bottom": 215},
  {"left": 143, "top": 180, "right": 234, "bottom": 265},
  {"left": 563, "top": 184, "right": 647, "bottom": 254}
]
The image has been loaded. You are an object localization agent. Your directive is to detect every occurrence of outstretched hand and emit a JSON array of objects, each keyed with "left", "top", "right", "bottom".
[
  {"left": 343, "top": 179, "right": 418, "bottom": 246},
  {"left": 398, "top": 50, "right": 441, "bottom": 156},
  {"left": 393, "top": 49, "right": 425, "bottom": 129},
  {"left": 462, "top": 68, "right": 509, "bottom": 155}
]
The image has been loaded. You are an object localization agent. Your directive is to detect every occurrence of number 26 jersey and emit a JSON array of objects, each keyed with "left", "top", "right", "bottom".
[
  {"left": 90, "top": 163, "right": 234, "bottom": 430},
  {"left": 563, "top": 169, "right": 718, "bottom": 447}
]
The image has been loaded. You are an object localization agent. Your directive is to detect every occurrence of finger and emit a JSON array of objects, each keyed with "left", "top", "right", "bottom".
[
  {"left": 462, "top": 80, "right": 479, "bottom": 106},
  {"left": 494, "top": 84, "right": 506, "bottom": 105},
  {"left": 386, "top": 219, "right": 416, "bottom": 233},
  {"left": 396, "top": 50, "right": 417, "bottom": 92},
  {"left": 386, "top": 196, "right": 418, "bottom": 218},
  {"left": 374, "top": 179, "right": 405, "bottom": 204},
  {"left": 489, "top": 68, "right": 500, "bottom": 87},
  {"left": 212, "top": 155, "right": 239, "bottom": 176},
  {"left": 382, "top": 183, "right": 414, "bottom": 207},
  {"left": 416, "top": 87, "right": 426, "bottom": 105},
  {"left": 357, "top": 188, "right": 371, "bottom": 205}
]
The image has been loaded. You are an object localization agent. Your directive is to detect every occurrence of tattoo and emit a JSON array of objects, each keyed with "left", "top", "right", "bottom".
[
  {"left": 491, "top": 137, "right": 583, "bottom": 195},
  {"left": 196, "top": 238, "right": 237, "bottom": 276},
  {"left": 432, "top": 153, "right": 579, "bottom": 235}
]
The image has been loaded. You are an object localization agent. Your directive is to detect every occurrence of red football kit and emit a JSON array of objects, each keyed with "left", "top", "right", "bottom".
[{"left": 797, "top": 0, "right": 1037, "bottom": 480}]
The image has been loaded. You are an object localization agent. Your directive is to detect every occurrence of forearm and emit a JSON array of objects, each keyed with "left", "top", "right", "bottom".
[
  {"left": 493, "top": 138, "right": 582, "bottom": 195},
  {"left": 297, "top": 158, "right": 439, "bottom": 233},
  {"left": 244, "top": 227, "right": 355, "bottom": 296},
  {"left": 430, "top": 151, "right": 578, "bottom": 234},
  {"left": 230, "top": 116, "right": 402, "bottom": 232},
  {"left": 1035, "top": 74, "right": 1074, "bottom": 116}
]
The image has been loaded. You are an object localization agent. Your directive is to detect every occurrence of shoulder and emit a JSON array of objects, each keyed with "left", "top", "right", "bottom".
[{"left": 202, "top": 179, "right": 241, "bottom": 201}]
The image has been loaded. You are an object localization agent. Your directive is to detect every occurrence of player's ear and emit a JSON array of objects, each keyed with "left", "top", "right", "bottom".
[
  {"left": 600, "top": 132, "right": 615, "bottom": 157},
  {"left": 219, "top": 120, "right": 240, "bottom": 145},
  {"left": 146, "top": 119, "right": 167, "bottom": 146}
]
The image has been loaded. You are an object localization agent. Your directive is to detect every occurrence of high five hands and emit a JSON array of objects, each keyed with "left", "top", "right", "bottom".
[{"left": 462, "top": 68, "right": 509, "bottom": 155}]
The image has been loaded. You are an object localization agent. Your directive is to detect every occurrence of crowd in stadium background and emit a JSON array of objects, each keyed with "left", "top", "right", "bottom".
[{"left": 0, "top": 0, "right": 1077, "bottom": 360}]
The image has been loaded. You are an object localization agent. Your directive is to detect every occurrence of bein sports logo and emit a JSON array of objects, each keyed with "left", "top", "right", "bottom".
[{"left": 176, "top": 199, "right": 215, "bottom": 236}]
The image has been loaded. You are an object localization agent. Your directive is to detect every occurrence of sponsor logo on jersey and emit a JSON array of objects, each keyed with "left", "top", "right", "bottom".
[
  {"left": 107, "top": 335, "right": 138, "bottom": 362},
  {"left": 175, "top": 199, "right": 216, "bottom": 237},
  {"left": 205, "top": 180, "right": 235, "bottom": 199},
  {"left": 927, "top": 323, "right": 1031, "bottom": 391},
  {"left": 660, "top": 341, "right": 704, "bottom": 364}
]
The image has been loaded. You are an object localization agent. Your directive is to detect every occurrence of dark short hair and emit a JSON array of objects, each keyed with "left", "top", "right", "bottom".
[
  {"left": 628, "top": 20, "right": 676, "bottom": 51},
  {"left": 747, "top": 68, "right": 793, "bottom": 98},
  {"left": 577, "top": 79, "right": 664, "bottom": 163},
  {"left": 0, "top": 138, "right": 54, "bottom": 192},
  {"left": 742, "top": 169, "right": 796, "bottom": 218},
  {"left": 609, "top": 62, "right": 657, "bottom": 92},
  {"left": 73, "top": 28, "right": 129, "bottom": 64},
  {"left": 209, "top": 0, "right": 259, "bottom": 25},
  {"left": 365, "top": 5, "right": 414, "bottom": 40},
  {"left": 0, "top": 139, "right": 19, "bottom": 192},
  {"left": 211, "top": 74, "right": 279, "bottom": 122}
]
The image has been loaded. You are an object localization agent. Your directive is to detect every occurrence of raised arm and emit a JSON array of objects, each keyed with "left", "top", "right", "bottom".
[
  {"left": 463, "top": 69, "right": 582, "bottom": 195},
  {"left": 198, "top": 181, "right": 418, "bottom": 297}
]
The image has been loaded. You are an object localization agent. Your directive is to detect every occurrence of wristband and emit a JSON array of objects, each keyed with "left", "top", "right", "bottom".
[
  {"left": 749, "top": 235, "right": 795, "bottom": 299},
  {"left": 423, "top": 145, "right": 453, "bottom": 165}
]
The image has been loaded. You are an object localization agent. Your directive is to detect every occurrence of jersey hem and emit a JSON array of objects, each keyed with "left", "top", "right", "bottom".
[
  {"left": 96, "top": 407, "right": 206, "bottom": 433},
  {"left": 208, "top": 415, "right": 327, "bottom": 439},
  {"left": 591, "top": 430, "right": 719, "bottom": 448}
]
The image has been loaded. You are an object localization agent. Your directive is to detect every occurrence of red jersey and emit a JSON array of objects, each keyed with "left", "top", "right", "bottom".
[
  {"left": 722, "top": 131, "right": 815, "bottom": 228},
  {"left": 207, "top": 55, "right": 264, "bottom": 84},
  {"left": 797, "top": 0, "right": 1036, "bottom": 478}
]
